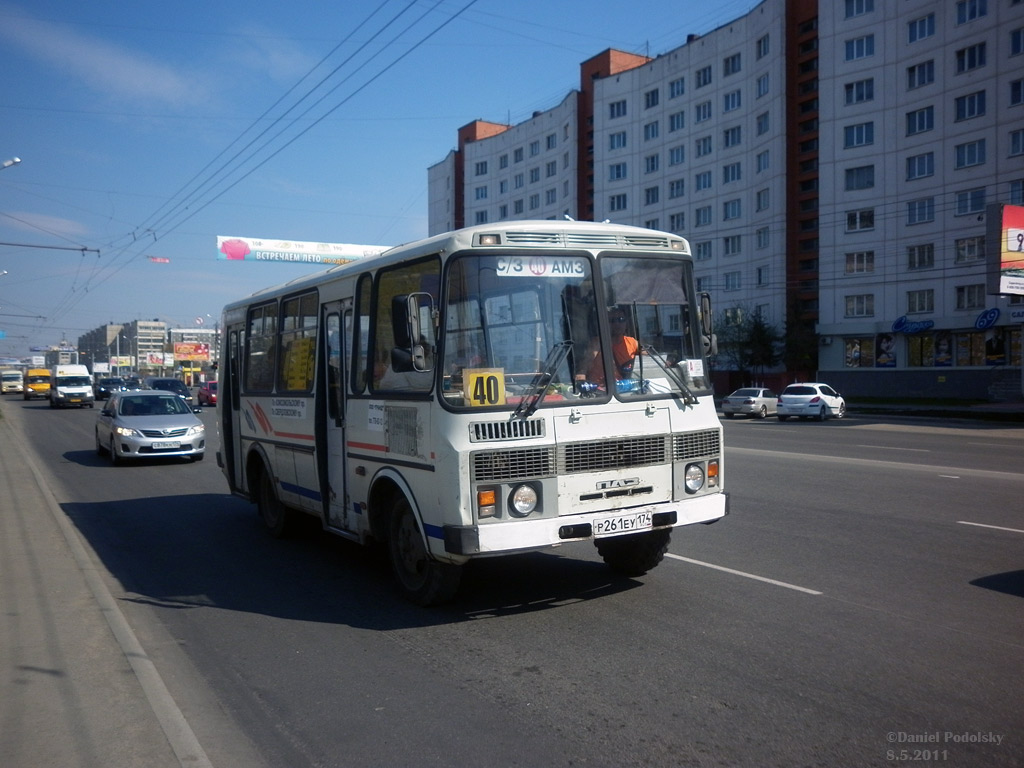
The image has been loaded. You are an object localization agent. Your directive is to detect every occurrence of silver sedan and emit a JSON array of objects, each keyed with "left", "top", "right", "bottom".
[
  {"left": 721, "top": 387, "right": 777, "bottom": 419},
  {"left": 95, "top": 390, "right": 205, "bottom": 464}
]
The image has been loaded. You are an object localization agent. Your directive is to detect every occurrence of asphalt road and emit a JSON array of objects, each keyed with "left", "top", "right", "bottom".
[{"left": 3, "top": 398, "right": 1022, "bottom": 768}]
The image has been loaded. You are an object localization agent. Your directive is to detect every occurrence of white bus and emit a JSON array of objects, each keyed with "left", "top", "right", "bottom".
[{"left": 218, "top": 221, "right": 728, "bottom": 604}]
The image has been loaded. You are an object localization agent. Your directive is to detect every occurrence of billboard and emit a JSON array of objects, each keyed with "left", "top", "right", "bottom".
[
  {"left": 217, "top": 236, "right": 387, "bottom": 265},
  {"left": 987, "top": 203, "right": 1024, "bottom": 296},
  {"left": 174, "top": 342, "right": 210, "bottom": 362}
]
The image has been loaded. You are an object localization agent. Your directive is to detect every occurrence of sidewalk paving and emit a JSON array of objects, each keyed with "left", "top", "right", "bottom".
[{"left": 0, "top": 413, "right": 194, "bottom": 768}]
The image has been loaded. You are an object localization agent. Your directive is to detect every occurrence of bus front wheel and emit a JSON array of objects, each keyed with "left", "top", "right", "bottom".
[
  {"left": 388, "top": 498, "right": 461, "bottom": 606},
  {"left": 595, "top": 529, "right": 671, "bottom": 577}
]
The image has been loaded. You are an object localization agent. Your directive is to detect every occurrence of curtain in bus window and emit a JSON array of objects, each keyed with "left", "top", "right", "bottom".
[{"left": 278, "top": 291, "right": 318, "bottom": 392}]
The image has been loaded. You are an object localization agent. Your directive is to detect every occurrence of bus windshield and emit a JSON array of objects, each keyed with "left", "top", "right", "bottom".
[{"left": 440, "top": 251, "right": 710, "bottom": 410}]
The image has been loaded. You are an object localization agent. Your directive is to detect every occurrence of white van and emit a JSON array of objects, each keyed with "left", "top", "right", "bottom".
[{"left": 50, "top": 364, "right": 95, "bottom": 408}]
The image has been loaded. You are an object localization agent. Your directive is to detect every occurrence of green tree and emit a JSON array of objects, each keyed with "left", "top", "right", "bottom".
[{"left": 716, "top": 305, "right": 782, "bottom": 381}]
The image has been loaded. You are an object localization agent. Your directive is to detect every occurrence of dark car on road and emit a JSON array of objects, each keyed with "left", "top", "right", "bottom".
[
  {"left": 144, "top": 377, "right": 194, "bottom": 407},
  {"left": 94, "top": 377, "right": 124, "bottom": 400}
]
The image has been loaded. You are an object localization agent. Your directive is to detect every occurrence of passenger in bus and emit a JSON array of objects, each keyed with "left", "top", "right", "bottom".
[{"left": 586, "top": 306, "right": 639, "bottom": 388}]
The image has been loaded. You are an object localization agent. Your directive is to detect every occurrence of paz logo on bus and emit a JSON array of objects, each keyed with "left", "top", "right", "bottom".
[{"left": 597, "top": 478, "right": 640, "bottom": 490}]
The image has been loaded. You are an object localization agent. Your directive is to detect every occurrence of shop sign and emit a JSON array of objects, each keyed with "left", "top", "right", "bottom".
[
  {"left": 891, "top": 316, "right": 934, "bottom": 334},
  {"left": 974, "top": 308, "right": 1000, "bottom": 330}
]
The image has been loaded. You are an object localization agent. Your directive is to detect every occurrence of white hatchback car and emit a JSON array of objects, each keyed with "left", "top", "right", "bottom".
[{"left": 776, "top": 383, "right": 846, "bottom": 421}]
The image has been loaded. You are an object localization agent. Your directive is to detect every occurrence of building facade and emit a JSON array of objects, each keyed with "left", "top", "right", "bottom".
[{"left": 427, "top": 0, "right": 1024, "bottom": 400}]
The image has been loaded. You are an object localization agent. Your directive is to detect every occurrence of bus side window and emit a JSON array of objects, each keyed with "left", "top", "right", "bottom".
[
  {"left": 353, "top": 274, "right": 372, "bottom": 394},
  {"left": 326, "top": 312, "right": 342, "bottom": 421}
]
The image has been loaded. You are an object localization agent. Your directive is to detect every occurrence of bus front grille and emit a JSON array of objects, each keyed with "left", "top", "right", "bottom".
[
  {"left": 469, "top": 418, "right": 546, "bottom": 442},
  {"left": 472, "top": 447, "right": 555, "bottom": 482},
  {"left": 559, "top": 436, "right": 667, "bottom": 474},
  {"left": 673, "top": 429, "right": 721, "bottom": 460}
]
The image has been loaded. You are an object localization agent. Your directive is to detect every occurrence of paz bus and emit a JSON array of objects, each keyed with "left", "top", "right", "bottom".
[{"left": 218, "top": 221, "right": 728, "bottom": 604}]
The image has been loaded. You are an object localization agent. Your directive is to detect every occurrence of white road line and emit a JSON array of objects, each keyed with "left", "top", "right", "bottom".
[
  {"left": 666, "top": 553, "right": 823, "bottom": 595},
  {"left": 957, "top": 521, "right": 1024, "bottom": 535},
  {"left": 855, "top": 444, "right": 930, "bottom": 452}
]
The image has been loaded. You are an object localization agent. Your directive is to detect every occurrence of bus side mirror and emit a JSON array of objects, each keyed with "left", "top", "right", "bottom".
[
  {"left": 391, "top": 292, "right": 435, "bottom": 373},
  {"left": 699, "top": 292, "right": 716, "bottom": 357}
]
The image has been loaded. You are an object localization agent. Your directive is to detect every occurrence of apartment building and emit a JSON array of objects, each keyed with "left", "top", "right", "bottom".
[{"left": 427, "top": 0, "right": 1024, "bottom": 399}]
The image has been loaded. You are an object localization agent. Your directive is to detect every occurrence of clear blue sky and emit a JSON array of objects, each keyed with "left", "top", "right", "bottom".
[{"left": 0, "top": 0, "right": 758, "bottom": 358}]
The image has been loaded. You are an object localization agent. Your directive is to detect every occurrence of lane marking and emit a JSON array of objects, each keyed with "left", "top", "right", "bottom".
[
  {"left": 958, "top": 521, "right": 1024, "bottom": 535},
  {"left": 855, "top": 444, "right": 929, "bottom": 452},
  {"left": 666, "top": 553, "right": 823, "bottom": 595},
  {"left": 939, "top": 475, "right": 961, "bottom": 479}
]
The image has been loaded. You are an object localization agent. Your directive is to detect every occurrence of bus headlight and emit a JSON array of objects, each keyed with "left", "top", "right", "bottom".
[
  {"left": 684, "top": 463, "right": 705, "bottom": 494},
  {"left": 509, "top": 484, "right": 538, "bottom": 517}
]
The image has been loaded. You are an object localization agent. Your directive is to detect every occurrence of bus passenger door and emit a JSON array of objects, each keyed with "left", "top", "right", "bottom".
[{"left": 321, "top": 301, "right": 351, "bottom": 531}]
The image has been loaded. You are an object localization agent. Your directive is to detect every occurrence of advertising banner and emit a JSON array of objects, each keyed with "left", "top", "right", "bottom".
[
  {"left": 987, "top": 203, "right": 1024, "bottom": 296},
  {"left": 174, "top": 342, "right": 210, "bottom": 362},
  {"left": 217, "top": 236, "right": 386, "bottom": 265}
]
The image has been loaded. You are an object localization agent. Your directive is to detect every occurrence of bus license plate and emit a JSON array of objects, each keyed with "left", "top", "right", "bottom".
[
  {"left": 151, "top": 440, "right": 181, "bottom": 450},
  {"left": 593, "top": 511, "right": 653, "bottom": 537}
]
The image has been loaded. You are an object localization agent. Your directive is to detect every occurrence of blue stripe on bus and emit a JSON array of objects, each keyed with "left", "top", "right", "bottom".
[
  {"left": 280, "top": 481, "right": 322, "bottom": 502},
  {"left": 424, "top": 522, "right": 444, "bottom": 541}
]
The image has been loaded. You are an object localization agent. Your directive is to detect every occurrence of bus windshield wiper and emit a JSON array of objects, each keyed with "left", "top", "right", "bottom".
[
  {"left": 641, "top": 344, "right": 698, "bottom": 405},
  {"left": 511, "top": 340, "right": 573, "bottom": 420}
]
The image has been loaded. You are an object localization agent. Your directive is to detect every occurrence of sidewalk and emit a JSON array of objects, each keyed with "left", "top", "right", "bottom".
[
  {"left": 0, "top": 412, "right": 200, "bottom": 768},
  {"left": 850, "top": 399, "right": 1024, "bottom": 423}
]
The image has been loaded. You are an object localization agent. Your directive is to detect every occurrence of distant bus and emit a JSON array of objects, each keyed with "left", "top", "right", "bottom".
[
  {"left": 219, "top": 221, "right": 728, "bottom": 604},
  {"left": 1, "top": 369, "right": 24, "bottom": 395},
  {"left": 23, "top": 368, "right": 50, "bottom": 400}
]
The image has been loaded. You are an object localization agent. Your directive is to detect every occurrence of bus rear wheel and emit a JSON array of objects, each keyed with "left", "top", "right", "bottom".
[
  {"left": 596, "top": 529, "right": 671, "bottom": 577},
  {"left": 388, "top": 498, "right": 461, "bottom": 606},
  {"left": 257, "top": 467, "right": 292, "bottom": 538}
]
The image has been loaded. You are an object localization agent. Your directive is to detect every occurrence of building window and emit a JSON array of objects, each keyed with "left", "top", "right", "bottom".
[
  {"left": 845, "top": 35, "right": 875, "bottom": 61},
  {"left": 498, "top": 154, "right": 508, "bottom": 170},
  {"left": 695, "top": 101, "right": 712, "bottom": 123},
  {"left": 723, "top": 126, "right": 741, "bottom": 148},
  {"left": 907, "top": 289, "right": 934, "bottom": 314},
  {"left": 723, "top": 199, "right": 741, "bottom": 220},
  {"left": 474, "top": 186, "right": 488, "bottom": 200},
  {"left": 669, "top": 145, "right": 685, "bottom": 165},
  {"left": 1012, "top": 27, "right": 1023, "bottom": 56},
  {"left": 906, "top": 106, "right": 934, "bottom": 135},
  {"left": 695, "top": 205, "right": 712, "bottom": 226},
  {"left": 644, "top": 89, "right": 659, "bottom": 109},
  {"left": 695, "top": 240, "right": 712, "bottom": 260},
  {"left": 845, "top": 294, "right": 875, "bottom": 317},
  {"left": 644, "top": 154, "right": 659, "bottom": 174},
  {"left": 658, "top": 212, "right": 679, "bottom": 232},
  {"left": 956, "top": 284, "right": 985, "bottom": 310},
  {"left": 906, "top": 152, "right": 934, "bottom": 180},
  {"left": 723, "top": 90, "right": 741, "bottom": 112},
  {"left": 529, "top": 193, "right": 540, "bottom": 210},
  {"left": 756, "top": 74, "right": 770, "bottom": 98},
  {"left": 529, "top": 167, "right": 540, "bottom": 184},
  {"left": 695, "top": 171, "right": 712, "bottom": 191},
  {"left": 609, "top": 131, "right": 627, "bottom": 150},
  {"left": 609, "top": 100, "right": 627, "bottom": 119},
  {"left": 845, "top": 165, "right": 875, "bottom": 190},
  {"left": 908, "top": 13, "right": 935, "bottom": 43},
  {"left": 724, "top": 53, "right": 741, "bottom": 76},
  {"left": 907, "top": 198, "right": 935, "bottom": 224},
  {"left": 908, "top": 243, "right": 934, "bottom": 269},
  {"left": 956, "top": 43, "right": 987, "bottom": 74},
  {"left": 545, "top": 160, "right": 557, "bottom": 177},
  {"left": 756, "top": 35, "right": 770, "bottom": 59},
  {"left": 754, "top": 151, "right": 768, "bottom": 174},
  {"left": 498, "top": 204, "right": 507, "bottom": 219},
  {"left": 644, "top": 218, "right": 659, "bottom": 230},
  {"left": 723, "top": 235, "right": 742, "bottom": 255},
  {"left": 1011, "top": 130, "right": 1024, "bottom": 156},
  {"left": 644, "top": 186, "right": 659, "bottom": 206},
  {"left": 756, "top": 227, "right": 770, "bottom": 249},
  {"left": 723, "top": 163, "right": 742, "bottom": 184},
  {"left": 907, "top": 61, "right": 934, "bottom": 90},
  {"left": 696, "top": 136, "right": 713, "bottom": 157},
  {"left": 845, "top": 251, "right": 875, "bottom": 274},
  {"left": 844, "top": 122, "right": 874, "bottom": 148},
  {"left": 956, "top": 0, "right": 987, "bottom": 25},
  {"left": 955, "top": 188, "right": 986, "bottom": 216},
  {"left": 696, "top": 65, "right": 712, "bottom": 88},
  {"left": 955, "top": 91, "right": 986, "bottom": 121},
  {"left": 513, "top": 147, "right": 524, "bottom": 163},
  {"left": 644, "top": 121, "right": 659, "bottom": 141},
  {"left": 607, "top": 163, "right": 627, "bottom": 182},
  {"left": 756, "top": 188, "right": 770, "bottom": 211},
  {"left": 669, "top": 179, "right": 685, "bottom": 198},
  {"left": 529, "top": 140, "right": 540, "bottom": 156},
  {"left": 545, "top": 188, "right": 557, "bottom": 205},
  {"left": 756, "top": 267, "right": 769, "bottom": 287},
  {"left": 669, "top": 111, "right": 685, "bottom": 132},
  {"left": 474, "top": 210, "right": 488, "bottom": 224},
  {"left": 1010, "top": 179, "right": 1024, "bottom": 206},
  {"left": 513, "top": 199, "right": 524, "bottom": 214},
  {"left": 724, "top": 271, "right": 741, "bottom": 291},
  {"left": 513, "top": 173, "right": 524, "bottom": 189},
  {"left": 1013, "top": 80, "right": 1024, "bottom": 107},
  {"left": 845, "top": 78, "right": 874, "bottom": 104},
  {"left": 756, "top": 112, "right": 769, "bottom": 135},
  {"left": 956, "top": 236, "right": 986, "bottom": 263},
  {"left": 846, "top": 0, "right": 874, "bottom": 17},
  {"left": 669, "top": 77, "right": 685, "bottom": 98},
  {"left": 546, "top": 133, "right": 556, "bottom": 151},
  {"left": 609, "top": 193, "right": 627, "bottom": 211},
  {"left": 499, "top": 180, "right": 508, "bottom": 194},
  {"left": 847, "top": 209, "right": 874, "bottom": 232},
  {"left": 955, "top": 140, "right": 986, "bottom": 169},
  {"left": 474, "top": 161, "right": 488, "bottom": 176}
]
